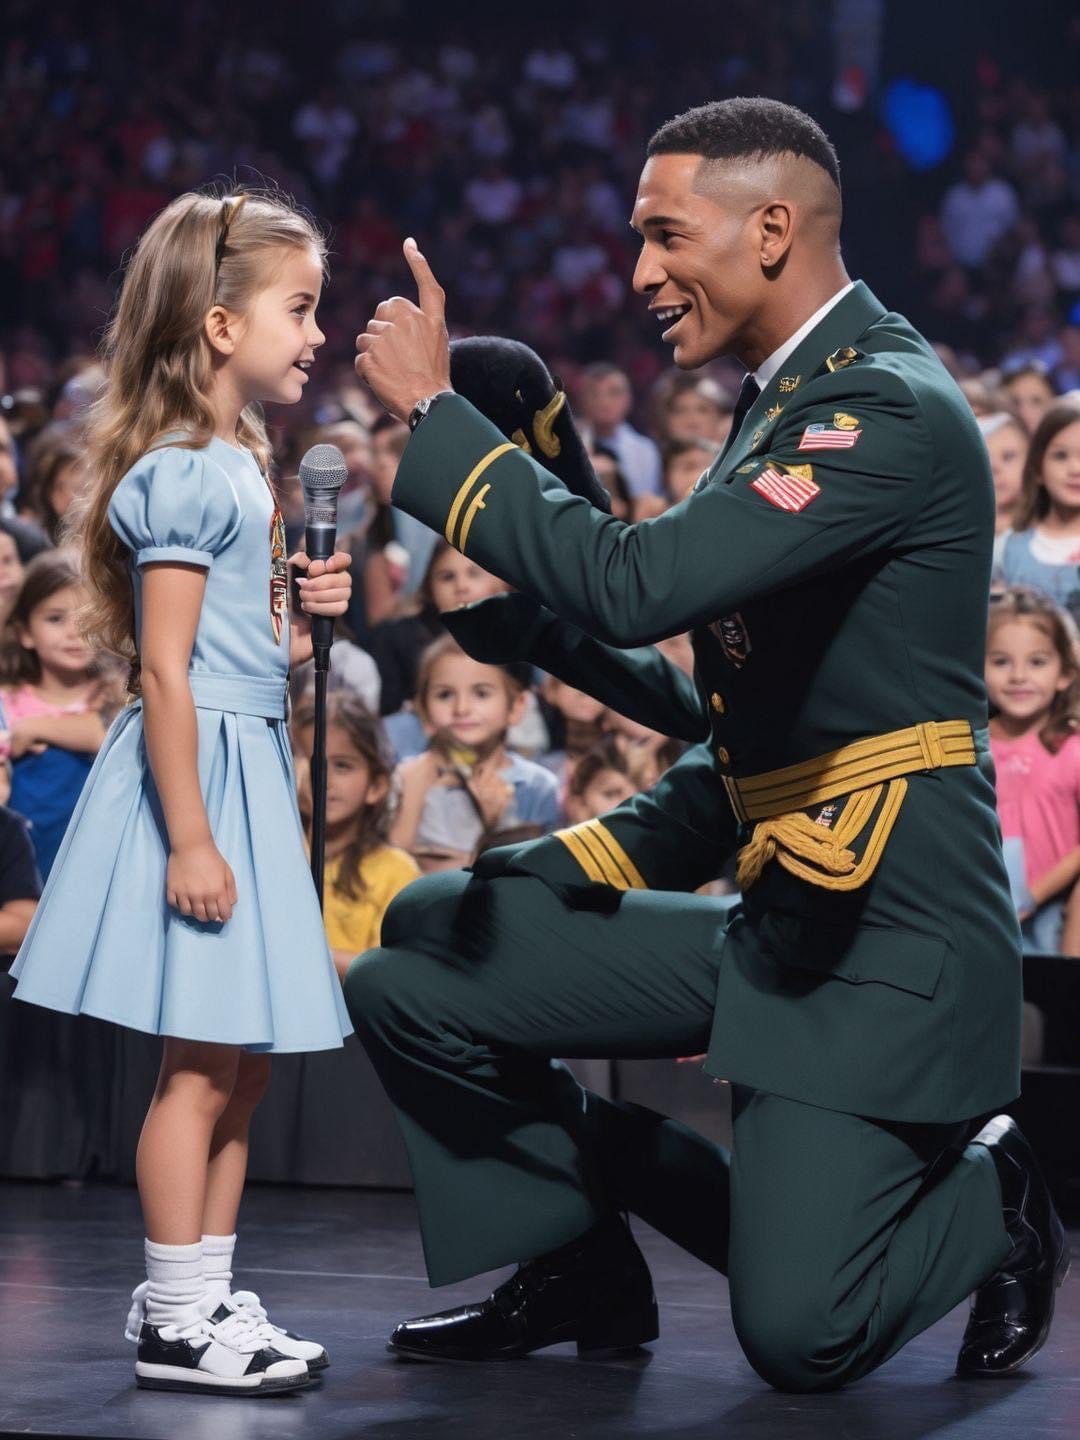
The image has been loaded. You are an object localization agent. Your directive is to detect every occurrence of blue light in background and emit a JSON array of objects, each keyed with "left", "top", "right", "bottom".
[{"left": 882, "top": 79, "right": 955, "bottom": 171}]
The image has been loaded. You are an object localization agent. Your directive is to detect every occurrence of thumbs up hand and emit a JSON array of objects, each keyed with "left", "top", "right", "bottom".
[{"left": 355, "top": 238, "right": 453, "bottom": 423}]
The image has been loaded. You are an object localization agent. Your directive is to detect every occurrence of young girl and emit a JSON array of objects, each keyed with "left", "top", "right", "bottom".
[
  {"left": 980, "top": 412, "right": 1028, "bottom": 536},
  {"left": 986, "top": 586, "right": 1080, "bottom": 953},
  {"left": 368, "top": 535, "right": 508, "bottom": 717},
  {"left": 391, "top": 634, "right": 560, "bottom": 870},
  {"left": 564, "top": 736, "right": 638, "bottom": 824},
  {"left": 17, "top": 431, "right": 86, "bottom": 544},
  {"left": 291, "top": 692, "right": 419, "bottom": 979},
  {"left": 998, "top": 400, "right": 1080, "bottom": 627},
  {"left": 0, "top": 550, "right": 125, "bottom": 880},
  {"left": 9, "top": 187, "right": 353, "bottom": 1396}
]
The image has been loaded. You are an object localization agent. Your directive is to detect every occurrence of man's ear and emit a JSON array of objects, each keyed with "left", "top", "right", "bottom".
[
  {"left": 759, "top": 199, "right": 795, "bottom": 270},
  {"left": 205, "top": 305, "right": 241, "bottom": 357}
]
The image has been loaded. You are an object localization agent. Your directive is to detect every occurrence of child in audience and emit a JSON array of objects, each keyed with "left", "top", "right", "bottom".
[
  {"left": 369, "top": 537, "right": 507, "bottom": 717},
  {"left": 1002, "top": 358, "right": 1057, "bottom": 436},
  {"left": 564, "top": 737, "right": 638, "bottom": 823},
  {"left": 17, "top": 433, "right": 86, "bottom": 544},
  {"left": 0, "top": 551, "right": 124, "bottom": 879},
  {"left": 538, "top": 675, "right": 607, "bottom": 794},
  {"left": 986, "top": 586, "right": 1080, "bottom": 952},
  {"left": 0, "top": 521, "right": 26, "bottom": 628},
  {"left": 291, "top": 693, "right": 419, "bottom": 979},
  {"left": 391, "top": 635, "right": 560, "bottom": 870},
  {"left": 980, "top": 412, "right": 1028, "bottom": 540},
  {"left": 998, "top": 400, "right": 1080, "bottom": 626},
  {"left": 602, "top": 707, "right": 683, "bottom": 791},
  {"left": 662, "top": 437, "right": 722, "bottom": 504}
]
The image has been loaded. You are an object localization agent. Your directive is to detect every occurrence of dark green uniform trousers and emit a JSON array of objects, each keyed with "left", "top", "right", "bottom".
[{"left": 344, "top": 869, "right": 1010, "bottom": 1393}]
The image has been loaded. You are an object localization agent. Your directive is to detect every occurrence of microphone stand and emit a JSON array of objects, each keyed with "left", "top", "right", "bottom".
[{"left": 309, "top": 637, "right": 331, "bottom": 914}]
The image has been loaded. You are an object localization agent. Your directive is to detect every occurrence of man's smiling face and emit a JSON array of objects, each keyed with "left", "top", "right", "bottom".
[{"left": 631, "top": 152, "right": 764, "bottom": 370}]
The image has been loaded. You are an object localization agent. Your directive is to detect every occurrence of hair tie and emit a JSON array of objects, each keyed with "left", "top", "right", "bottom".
[{"left": 214, "top": 194, "right": 248, "bottom": 271}]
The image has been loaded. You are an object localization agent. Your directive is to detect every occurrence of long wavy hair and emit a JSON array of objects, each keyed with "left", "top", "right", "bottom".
[
  {"left": 1012, "top": 399, "right": 1080, "bottom": 532},
  {"left": 61, "top": 182, "right": 327, "bottom": 681},
  {"left": 987, "top": 585, "right": 1080, "bottom": 753}
]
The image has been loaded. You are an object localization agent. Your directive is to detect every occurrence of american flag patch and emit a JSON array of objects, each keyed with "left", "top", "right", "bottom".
[
  {"left": 798, "top": 423, "right": 862, "bottom": 451},
  {"left": 750, "top": 466, "right": 821, "bottom": 512}
]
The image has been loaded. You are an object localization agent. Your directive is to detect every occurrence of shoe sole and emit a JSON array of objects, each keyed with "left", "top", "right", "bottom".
[
  {"left": 135, "top": 1364, "right": 313, "bottom": 1397},
  {"left": 956, "top": 1251, "right": 1072, "bottom": 1379}
]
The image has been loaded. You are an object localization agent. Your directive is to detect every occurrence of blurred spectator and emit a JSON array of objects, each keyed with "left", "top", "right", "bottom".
[
  {"left": 0, "top": 418, "right": 20, "bottom": 519},
  {"left": 662, "top": 437, "right": 722, "bottom": 504},
  {"left": 17, "top": 431, "right": 85, "bottom": 544},
  {"left": 390, "top": 635, "right": 559, "bottom": 870},
  {"left": 997, "top": 400, "right": 1080, "bottom": 627},
  {"left": 588, "top": 445, "right": 635, "bottom": 520},
  {"left": 986, "top": 587, "right": 1080, "bottom": 954},
  {"left": 0, "top": 551, "right": 124, "bottom": 879},
  {"left": 0, "top": 521, "right": 25, "bottom": 629},
  {"left": 564, "top": 736, "right": 637, "bottom": 824},
  {"left": 980, "top": 411, "right": 1029, "bottom": 540},
  {"left": 578, "top": 364, "right": 662, "bottom": 497},
  {"left": 651, "top": 372, "right": 733, "bottom": 446},
  {"left": 1002, "top": 359, "right": 1058, "bottom": 435},
  {"left": 0, "top": 802, "right": 40, "bottom": 959},
  {"left": 343, "top": 414, "right": 412, "bottom": 642},
  {"left": 316, "top": 418, "right": 372, "bottom": 534},
  {"left": 939, "top": 148, "right": 1020, "bottom": 270},
  {"left": 367, "top": 537, "right": 507, "bottom": 717},
  {"left": 291, "top": 693, "right": 419, "bottom": 981}
]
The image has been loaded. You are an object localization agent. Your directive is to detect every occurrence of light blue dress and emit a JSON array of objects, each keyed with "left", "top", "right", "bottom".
[{"left": 9, "top": 438, "right": 353, "bottom": 1052}]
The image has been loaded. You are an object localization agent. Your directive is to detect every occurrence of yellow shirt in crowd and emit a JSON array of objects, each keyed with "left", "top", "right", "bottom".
[{"left": 322, "top": 844, "right": 421, "bottom": 956}]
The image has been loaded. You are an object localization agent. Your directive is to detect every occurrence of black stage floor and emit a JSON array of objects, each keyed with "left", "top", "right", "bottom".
[{"left": 1, "top": 1182, "right": 1076, "bottom": 1440}]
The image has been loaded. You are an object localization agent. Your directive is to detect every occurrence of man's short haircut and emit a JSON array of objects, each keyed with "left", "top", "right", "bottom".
[{"left": 647, "top": 97, "right": 841, "bottom": 193}]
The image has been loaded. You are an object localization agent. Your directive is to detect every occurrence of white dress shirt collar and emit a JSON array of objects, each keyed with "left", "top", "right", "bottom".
[{"left": 753, "top": 280, "right": 857, "bottom": 390}]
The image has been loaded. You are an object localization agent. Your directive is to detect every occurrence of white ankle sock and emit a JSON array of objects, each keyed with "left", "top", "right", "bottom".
[
  {"left": 201, "top": 1232, "right": 237, "bottom": 1303},
  {"left": 144, "top": 1240, "right": 205, "bottom": 1327}
]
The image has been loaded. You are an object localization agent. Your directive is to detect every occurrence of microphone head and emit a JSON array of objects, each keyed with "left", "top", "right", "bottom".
[{"left": 299, "top": 443, "right": 348, "bottom": 524}]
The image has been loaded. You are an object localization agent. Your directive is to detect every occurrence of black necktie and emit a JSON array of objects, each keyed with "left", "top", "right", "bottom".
[{"left": 721, "top": 373, "right": 761, "bottom": 459}]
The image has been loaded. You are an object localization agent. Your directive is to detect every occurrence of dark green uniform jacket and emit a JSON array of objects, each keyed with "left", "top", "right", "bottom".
[{"left": 392, "top": 281, "right": 1022, "bottom": 1126}]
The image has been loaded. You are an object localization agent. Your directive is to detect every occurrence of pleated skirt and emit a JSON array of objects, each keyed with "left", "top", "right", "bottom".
[{"left": 9, "top": 699, "right": 353, "bottom": 1053}]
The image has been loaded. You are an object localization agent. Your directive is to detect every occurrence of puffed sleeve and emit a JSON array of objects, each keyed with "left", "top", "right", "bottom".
[{"left": 107, "top": 446, "right": 243, "bottom": 570}]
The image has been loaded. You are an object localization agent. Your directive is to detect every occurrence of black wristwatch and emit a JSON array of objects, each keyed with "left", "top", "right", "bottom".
[{"left": 408, "top": 390, "right": 452, "bottom": 431}]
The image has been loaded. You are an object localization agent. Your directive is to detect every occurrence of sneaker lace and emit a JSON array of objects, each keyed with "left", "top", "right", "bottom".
[{"left": 225, "top": 1290, "right": 284, "bottom": 1342}]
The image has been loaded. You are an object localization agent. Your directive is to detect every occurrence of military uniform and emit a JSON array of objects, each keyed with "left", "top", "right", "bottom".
[{"left": 345, "top": 281, "right": 1020, "bottom": 1391}]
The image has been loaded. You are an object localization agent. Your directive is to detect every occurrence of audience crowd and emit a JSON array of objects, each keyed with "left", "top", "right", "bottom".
[{"left": 0, "top": 6, "right": 1078, "bottom": 967}]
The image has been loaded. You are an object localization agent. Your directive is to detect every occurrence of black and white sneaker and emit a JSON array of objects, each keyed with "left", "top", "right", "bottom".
[
  {"left": 227, "top": 1290, "right": 329, "bottom": 1372},
  {"left": 135, "top": 1304, "right": 311, "bottom": 1396}
]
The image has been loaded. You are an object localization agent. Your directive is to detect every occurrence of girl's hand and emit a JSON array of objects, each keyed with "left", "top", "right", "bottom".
[
  {"left": 9, "top": 719, "right": 46, "bottom": 759},
  {"left": 291, "top": 550, "right": 352, "bottom": 618},
  {"left": 167, "top": 840, "right": 238, "bottom": 923},
  {"left": 466, "top": 758, "right": 513, "bottom": 830},
  {"left": 288, "top": 550, "right": 352, "bottom": 667}
]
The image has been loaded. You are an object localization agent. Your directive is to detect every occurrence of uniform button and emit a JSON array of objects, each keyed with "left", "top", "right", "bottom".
[
  {"left": 710, "top": 692, "right": 726, "bottom": 714},
  {"left": 717, "top": 746, "right": 731, "bottom": 765}
]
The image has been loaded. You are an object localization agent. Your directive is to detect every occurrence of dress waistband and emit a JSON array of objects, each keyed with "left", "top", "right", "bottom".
[{"left": 129, "top": 671, "right": 288, "bottom": 720}]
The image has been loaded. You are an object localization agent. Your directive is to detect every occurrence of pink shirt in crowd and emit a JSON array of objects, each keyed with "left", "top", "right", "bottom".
[{"left": 990, "top": 728, "right": 1080, "bottom": 888}]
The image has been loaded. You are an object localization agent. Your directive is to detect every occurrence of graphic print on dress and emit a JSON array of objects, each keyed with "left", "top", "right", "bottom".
[{"left": 270, "top": 506, "right": 288, "bottom": 644}]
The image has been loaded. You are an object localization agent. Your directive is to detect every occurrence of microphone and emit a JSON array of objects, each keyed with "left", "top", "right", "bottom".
[{"left": 298, "top": 443, "right": 348, "bottom": 671}]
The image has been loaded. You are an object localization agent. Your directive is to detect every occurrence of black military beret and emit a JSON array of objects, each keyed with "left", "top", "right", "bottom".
[{"left": 449, "top": 336, "right": 611, "bottom": 513}]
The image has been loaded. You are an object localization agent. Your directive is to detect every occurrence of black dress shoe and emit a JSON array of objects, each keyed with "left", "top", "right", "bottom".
[
  {"left": 956, "top": 1115, "right": 1071, "bottom": 1377},
  {"left": 388, "top": 1214, "right": 658, "bottom": 1361}
]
